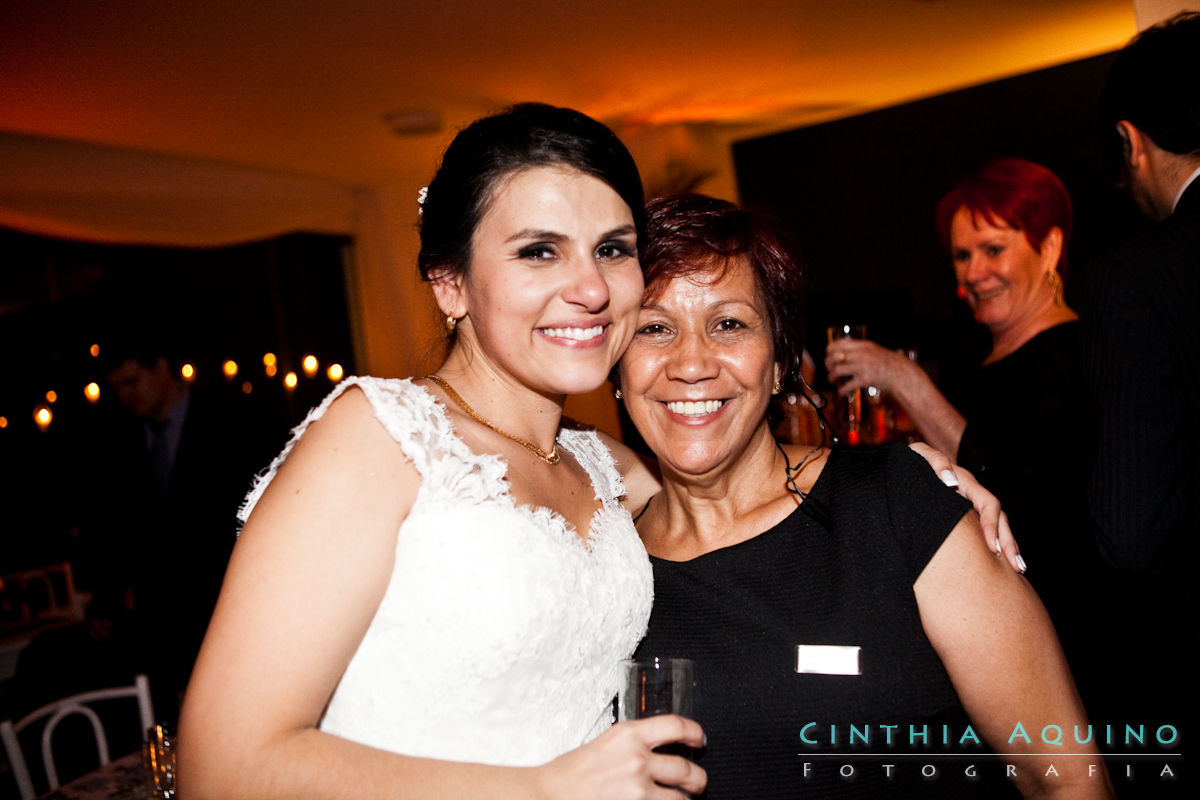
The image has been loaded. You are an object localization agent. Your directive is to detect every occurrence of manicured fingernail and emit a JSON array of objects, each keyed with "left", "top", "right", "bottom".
[
  {"left": 939, "top": 469, "right": 959, "bottom": 488},
  {"left": 1015, "top": 555, "right": 1027, "bottom": 573},
  {"left": 993, "top": 537, "right": 1002, "bottom": 555}
]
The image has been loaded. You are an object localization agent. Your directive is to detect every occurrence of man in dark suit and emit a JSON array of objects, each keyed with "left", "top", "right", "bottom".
[
  {"left": 72, "top": 340, "right": 281, "bottom": 720},
  {"left": 1079, "top": 12, "right": 1198, "bottom": 792}
]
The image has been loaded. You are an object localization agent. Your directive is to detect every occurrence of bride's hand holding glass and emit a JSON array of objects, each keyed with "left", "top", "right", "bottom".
[{"left": 536, "top": 715, "right": 707, "bottom": 800}]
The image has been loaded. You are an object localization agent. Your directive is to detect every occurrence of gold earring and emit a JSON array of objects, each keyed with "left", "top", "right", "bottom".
[
  {"left": 445, "top": 314, "right": 458, "bottom": 332},
  {"left": 772, "top": 380, "right": 782, "bottom": 395},
  {"left": 1046, "top": 270, "right": 1064, "bottom": 306},
  {"left": 614, "top": 388, "right": 622, "bottom": 400}
]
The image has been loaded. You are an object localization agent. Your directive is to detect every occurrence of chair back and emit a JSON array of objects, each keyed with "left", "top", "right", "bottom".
[
  {"left": 1, "top": 673, "right": 153, "bottom": 799},
  {"left": 0, "top": 562, "right": 90, "bottom": 632}
]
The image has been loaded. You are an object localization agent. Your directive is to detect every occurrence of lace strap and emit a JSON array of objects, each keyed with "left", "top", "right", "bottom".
[
  {"left": 238, "top": 377, "right": 504, "bottom": 525},
  {"left": 557, "top": 427, "right": 627, "bottom": 507}
]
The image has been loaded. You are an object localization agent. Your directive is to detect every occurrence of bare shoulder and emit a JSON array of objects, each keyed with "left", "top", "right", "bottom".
[{"left": 596, "top": 430, "right": 661, "bottom": 510}]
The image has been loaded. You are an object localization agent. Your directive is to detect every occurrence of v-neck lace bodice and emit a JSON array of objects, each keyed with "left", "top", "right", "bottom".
[{"left": 238, "top": 377, "right": 653, "bottom": 765}]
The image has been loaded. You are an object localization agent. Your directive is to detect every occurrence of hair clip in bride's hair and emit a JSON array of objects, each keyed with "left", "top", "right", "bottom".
[{"left": 417, "top": 186, "right": 428, "bottom": 215}]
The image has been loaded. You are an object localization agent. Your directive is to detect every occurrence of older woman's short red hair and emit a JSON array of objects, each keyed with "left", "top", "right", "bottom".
[
  {"left": 641, "top": 193, "right": 807, "bottom": 390},
  {"left": 935, "top": 158, "right": 1073, "bottom": 275}
]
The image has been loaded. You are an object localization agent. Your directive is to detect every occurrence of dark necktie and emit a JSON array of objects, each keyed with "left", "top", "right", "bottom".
[{"left": 147, "top": 419, "right": 171, "bottom": 492}]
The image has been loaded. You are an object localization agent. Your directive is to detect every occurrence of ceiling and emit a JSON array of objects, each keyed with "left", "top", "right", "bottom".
[{"left": 0, "top": 0, "right": 1139, "bottom": 192}]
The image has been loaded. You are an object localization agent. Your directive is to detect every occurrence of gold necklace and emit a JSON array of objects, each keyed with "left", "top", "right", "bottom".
[{"left": 425, "top": 374, "right": 560, "bottom": 465}]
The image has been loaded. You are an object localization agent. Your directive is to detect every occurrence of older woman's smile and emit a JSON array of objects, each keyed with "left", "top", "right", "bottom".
[{"left": 664, "top": 399, "right": 727, "bottom": 417}]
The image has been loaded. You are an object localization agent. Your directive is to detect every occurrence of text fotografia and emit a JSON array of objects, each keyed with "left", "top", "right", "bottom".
[
  {"left": 798, "top": 721, "right": 1180, "bottom": 749},
  {"left": 796, "top": 761, "right": 1179, "bottom": 783}
]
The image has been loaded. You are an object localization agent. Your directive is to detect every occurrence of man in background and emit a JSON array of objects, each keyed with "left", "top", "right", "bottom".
[
  {"left": 68, "top": 334, "right": 281, "bottom": 720},
  {"left": 1080, "top": 10, "right": 1198, "bottom": 785}
]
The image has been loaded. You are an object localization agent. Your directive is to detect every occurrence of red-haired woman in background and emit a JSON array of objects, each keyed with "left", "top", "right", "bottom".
[{"left": 825, "top": 159, "right": 1100, "bottom": 689}]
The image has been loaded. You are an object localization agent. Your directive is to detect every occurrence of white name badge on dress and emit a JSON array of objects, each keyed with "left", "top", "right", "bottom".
[{"left": 795, "top": 644, "right": 861, "bottom": 675}]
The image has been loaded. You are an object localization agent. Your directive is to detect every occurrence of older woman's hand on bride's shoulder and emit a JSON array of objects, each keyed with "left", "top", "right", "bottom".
[
  {"left": 908, "top": 442, "right": 1023, "bottom": 574},
  {"left": 535, "top": 716, "right": 707, "bottom": 800}
]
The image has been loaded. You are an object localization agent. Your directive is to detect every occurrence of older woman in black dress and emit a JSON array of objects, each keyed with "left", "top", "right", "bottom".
[
  {"left": 621, "top": 194, "right": 1110, "bottom": 798},
  {"left": 824, "top": 159, "right": 1100, "bottom": 689}
]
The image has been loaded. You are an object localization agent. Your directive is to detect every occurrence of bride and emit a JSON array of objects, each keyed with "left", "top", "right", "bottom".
[{"left": 178, "top": 103, "right": 705, "bottom": 799}]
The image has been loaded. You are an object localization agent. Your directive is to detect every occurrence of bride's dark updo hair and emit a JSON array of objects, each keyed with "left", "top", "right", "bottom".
[{"left": 418, "top": 103, "right": 645, "bottom": 284}]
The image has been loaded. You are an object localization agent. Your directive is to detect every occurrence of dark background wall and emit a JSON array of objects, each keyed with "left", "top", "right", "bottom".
[{"left": 733, "top": 51, "right": 1149, "bottom": 396}]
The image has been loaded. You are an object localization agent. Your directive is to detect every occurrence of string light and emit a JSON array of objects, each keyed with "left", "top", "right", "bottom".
[
  {"left": 0, "top": 416, "right": 8, "bottom": 429},
  {"left": 14, "top": 341, "right": 349, "bottom": 429}
]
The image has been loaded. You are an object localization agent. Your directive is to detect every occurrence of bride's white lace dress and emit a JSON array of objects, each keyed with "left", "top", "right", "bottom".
[{"left": 239, "top": 377, "right": 653, "bottom": 765}]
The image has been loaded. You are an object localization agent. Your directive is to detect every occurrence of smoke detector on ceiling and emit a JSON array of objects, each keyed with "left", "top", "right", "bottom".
[{"left": 384, "top": 108, "right": 443, "bottom": 135}]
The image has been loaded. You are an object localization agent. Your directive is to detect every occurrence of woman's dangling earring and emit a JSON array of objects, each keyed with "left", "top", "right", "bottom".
[
  {"left": 614, "top": 388, "right": 622, "bottom": 400},
  {"left": 1046, "top": 270, "right": 1064, "bottom": 306},
  {"left": 445, "top": 314, "right": 458, "bottom": 332},
  {"left": 772, "top": 364, "right": 782, "bottom": 395}
]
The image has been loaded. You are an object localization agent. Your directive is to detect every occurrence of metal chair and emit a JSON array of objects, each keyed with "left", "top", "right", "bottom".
[{"left": 1, "top": 673, "right": 154, "bottom": 799}]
